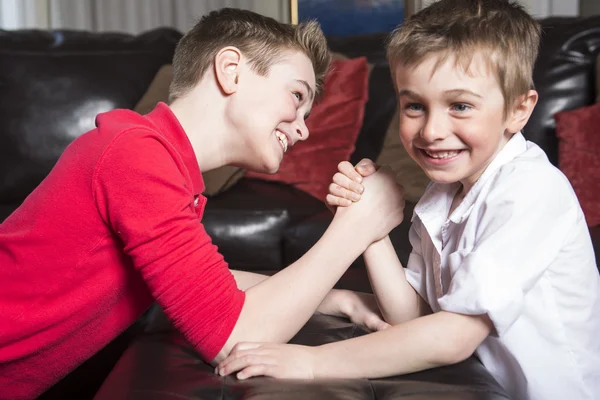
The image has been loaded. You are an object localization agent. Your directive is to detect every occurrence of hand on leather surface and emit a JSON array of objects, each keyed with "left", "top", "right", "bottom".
[
  {"left": 333, "top": 162, "right": 405, "bottom": 243},
  {"left": 215, "top": 342, "right": 318, "bottom": 380},
  {"left": 317, "top": 289, "right": 390, "bottom": 332}
]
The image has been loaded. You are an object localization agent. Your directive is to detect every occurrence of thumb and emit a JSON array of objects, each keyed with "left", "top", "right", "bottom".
[
  {"left": 355, "top": 159, "right": 378, "bottom": 177},
  {"left": 377, "top": 321, "right": 392, "bottom": 331},
  {"left": 363, "top": 313, "right": 390, "bottom": 332}
]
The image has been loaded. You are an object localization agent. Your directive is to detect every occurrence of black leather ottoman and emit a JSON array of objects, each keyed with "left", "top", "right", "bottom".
[{"left": 94, "top": 310, "right": 511, "bottom": 400}]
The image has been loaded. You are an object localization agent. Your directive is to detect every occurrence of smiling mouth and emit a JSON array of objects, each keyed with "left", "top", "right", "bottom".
[
  {"left": 276, "top": 131, "right": 289, "bottom": 153},
  {"left": 422, "top": 149, "right": 463, "bottom": 159}
]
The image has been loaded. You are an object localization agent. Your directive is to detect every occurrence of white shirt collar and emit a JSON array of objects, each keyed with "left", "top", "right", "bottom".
[{"left": 413, "top": 132, "right": 528, "bottom": 243}]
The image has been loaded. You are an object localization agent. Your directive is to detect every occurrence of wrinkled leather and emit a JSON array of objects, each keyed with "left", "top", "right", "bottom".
[
  {"left": 0, "top": 28, "right": 181, "bottom": 205},
  {"left": 204, "top": 179, "right": 326, "bottom": 271},
  {"left": 283, "top": 203, "right": 416, "bottom": 275},
  {"left": 528, "top": 16, "right": 600, "bottom": 164},
  {"left": 94, "top": 310, "right": 511, "bottom": 400}
]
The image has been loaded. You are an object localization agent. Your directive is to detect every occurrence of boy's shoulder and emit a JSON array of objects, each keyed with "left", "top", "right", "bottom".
[
  {"left": 95, "top": 108, "right": 155, "bottom": 136},
  {"left": 486, "top": 140, "right": 580, "bottom": 211},
  {"left": 495, "top": 141, "right": 569, "bottom": 189}
]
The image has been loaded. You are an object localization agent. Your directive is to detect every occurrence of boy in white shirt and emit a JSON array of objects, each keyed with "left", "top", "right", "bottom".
[{"left": 215, "top": 1, "right": 600, "bottom": 399}]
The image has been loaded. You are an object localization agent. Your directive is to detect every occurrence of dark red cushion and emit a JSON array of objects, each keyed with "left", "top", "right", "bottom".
[
  {"left": 555, "top": 102, "right": 600, "bottom": 227},
  {"left": 246, "top": 57, "right": 369, "bottom": 202}
]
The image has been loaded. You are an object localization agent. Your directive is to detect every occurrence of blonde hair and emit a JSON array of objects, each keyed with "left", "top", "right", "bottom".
[
  {"left": 169, "top": 8, "right": 330, "bottom": 102},
  {"left": 387, "top": 0, "right": 541, "bottom": 116}
]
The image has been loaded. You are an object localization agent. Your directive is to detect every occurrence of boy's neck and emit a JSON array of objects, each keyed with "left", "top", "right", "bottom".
[{"left": 168, "top": 87, "right": 238, "bottom": 173}]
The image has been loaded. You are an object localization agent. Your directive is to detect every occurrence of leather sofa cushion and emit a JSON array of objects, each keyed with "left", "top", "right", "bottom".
[
  {"left": 0, "top": 28, "right": 181, "bottom": 204},
  {"left": 283, "top": 203, "right": 416, "bottom": 274},
  {"left": 203, "top": 179, "right": 326, "bottom": 271},
  {"left": 94, "top": 309, "right": 512, "bottom": 400}
]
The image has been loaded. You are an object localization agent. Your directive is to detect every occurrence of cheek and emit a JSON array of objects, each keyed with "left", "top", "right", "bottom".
[{"left": 398, "top": 117, "right": 420, "bottom": 142}]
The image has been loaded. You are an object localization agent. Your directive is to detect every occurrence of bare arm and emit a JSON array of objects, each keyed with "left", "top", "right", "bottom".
[
  {"left": 230, "top": 270, "right": 268, "bottom": 290},
  {"left": 313, "top": 312, "right": 493, "bottom": 379},
  {"left": 214, "top": 167, "right": 405, "bottom": 363},
  {"left": 363, "top": 237, "right": 429, "bottom": 325},
  {"left": 230, "top": 270, "right": 382, "bottom": 322},
  {"left": 216, "top": 310, "right": 493, "bottom": 379},
  {"left": 214, "top": 215, "right": 370, "bottom": 362}
]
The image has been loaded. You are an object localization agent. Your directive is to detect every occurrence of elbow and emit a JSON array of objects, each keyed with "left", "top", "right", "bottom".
[
  {"left": 210, "top": 344, "right": 231, "bottom": 366},
  {"left": 442, "top": 342, "right": 477, "bottom": 365},
  {"left": 433, "top": 342, "right": 473, "bottom": 366}
]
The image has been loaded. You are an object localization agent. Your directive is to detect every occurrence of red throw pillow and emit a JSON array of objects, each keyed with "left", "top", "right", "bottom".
[
  {"left": 555, "top": 102, "right": 600, "bottom": 227},
  {"left": 246, "top": 57, "right": 369, "bottom": 201}
]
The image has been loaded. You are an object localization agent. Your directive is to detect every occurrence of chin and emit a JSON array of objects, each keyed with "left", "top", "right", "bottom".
[
  {"left": 259, "top": 156, "right": 281, "bottom": 175},
  {"left": 423, "top": 170, "right": 461, "bottom": 185}
]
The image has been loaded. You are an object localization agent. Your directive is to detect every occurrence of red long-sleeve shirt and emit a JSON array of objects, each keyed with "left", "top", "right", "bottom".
[{"left": 0, "top": 103, "right": 245, "bottom": 399}]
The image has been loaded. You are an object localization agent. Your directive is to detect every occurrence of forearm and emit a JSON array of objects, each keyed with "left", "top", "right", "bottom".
[
  {"left": 314, "top": 311, "right": 487, "bottom": 379},
  {"left": 215, "top": 215, "right": 369, "bottom": 361},
  {"left": 231, "top": 270, "right": 350, "bottom": 317},
  {"left": 364, "top": 236, "right": 424, "bottom": 324}
]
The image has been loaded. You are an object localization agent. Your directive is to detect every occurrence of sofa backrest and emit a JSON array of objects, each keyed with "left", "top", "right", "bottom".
[
  {"left": 530, "top": 16, "right": 600, "bottom": 165},
  {"left": 0, "top": 28, "right": 181, "bottom": 210},
  {"left": 1, "top": 17, "right": 599, "bottom": 221}
]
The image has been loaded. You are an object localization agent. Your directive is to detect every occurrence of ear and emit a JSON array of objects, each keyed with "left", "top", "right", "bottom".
[
  {"left": 506, "top": 90, "right": 538, "bottom": 134},
  {"left": 214, "top": 46, "right": 242, "bottom": 95}
]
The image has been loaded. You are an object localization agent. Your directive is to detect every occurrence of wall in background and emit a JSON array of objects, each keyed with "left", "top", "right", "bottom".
[
  {"left": 407, "top": 0, "right": 580, "bottom": 17},
  {"left": 580, "top": 0, "right": 600, "bottom": 16},
  {"left": 0, "top": 0, "right": 290, "bottom": 33}
]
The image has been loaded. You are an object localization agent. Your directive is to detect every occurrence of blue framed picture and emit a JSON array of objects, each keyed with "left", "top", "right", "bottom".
[{"left": 295, "top": 0, "right": 404, "bottom": 37}]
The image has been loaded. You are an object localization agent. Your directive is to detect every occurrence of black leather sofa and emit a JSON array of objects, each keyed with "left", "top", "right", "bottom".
[{"left": 1, "top": 15, "right": 599, "bottom": 400}]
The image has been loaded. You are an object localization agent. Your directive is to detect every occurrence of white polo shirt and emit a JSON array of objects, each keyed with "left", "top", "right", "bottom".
[{"left": 405, "top": 132, "right": 600, "bottom": 400}]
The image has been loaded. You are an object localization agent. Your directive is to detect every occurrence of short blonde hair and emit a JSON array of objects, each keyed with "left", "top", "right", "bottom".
[
  {"left": 169, "top": 8, "right": 331, "bottom": 102},
  {"left": 387, "top": 0, "right": 541, "bottom": 116}
]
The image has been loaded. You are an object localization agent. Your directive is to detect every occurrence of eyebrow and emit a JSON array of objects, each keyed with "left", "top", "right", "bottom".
[
  {"left": 296, "top": 79, "right": 315, "bottom": 101},
  {"left": 397, "top": 88, "right": 483, "bottom": 99},
  {"left": 397, "top": 89, "right": 421, "bottom": 99},
  {"left": 444, "top": 89, "right": 483, "bottom": 99}
]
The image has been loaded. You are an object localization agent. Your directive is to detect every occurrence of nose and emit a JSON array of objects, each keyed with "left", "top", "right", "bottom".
[
  {"left": 294, "top": 118, "right": 309, "bottom": 142},
  {"left": 420, "top": 110, "right": 449, "bottom": 143}
]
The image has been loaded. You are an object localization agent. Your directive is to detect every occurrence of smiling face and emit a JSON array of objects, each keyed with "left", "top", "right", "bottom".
[
  {"left": 395, "top": 52, "right": 522, "bottom": 193},
  {"left": 228, "top": 50, "right": 316, "bottom": 174}
]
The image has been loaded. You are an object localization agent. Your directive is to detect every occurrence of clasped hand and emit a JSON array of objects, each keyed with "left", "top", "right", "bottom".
[{"left": 329, "top": 159, "right": 405, "bottom": 243}]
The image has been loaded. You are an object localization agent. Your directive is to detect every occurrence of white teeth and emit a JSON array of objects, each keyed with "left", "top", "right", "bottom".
[
  {"left": 276, "top": 131, "right": 288, "bottom": 153},
  {"left": 425, "top": 150, "right": 460, "bottom": 159}
]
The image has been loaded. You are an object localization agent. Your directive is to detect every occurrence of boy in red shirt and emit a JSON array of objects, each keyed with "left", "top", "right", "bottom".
[{"left": 0, "top": 8, "right": 405, "bottom": 400}]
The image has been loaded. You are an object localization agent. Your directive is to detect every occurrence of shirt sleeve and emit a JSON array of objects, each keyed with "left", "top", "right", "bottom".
[
  {"left": 93, "top": 128, "right": 245, "bottom": 361},
  {"left": 404, "top": 220, "right": 428, "bottom": 303},
  {"left": 437, "top": 164, "right": 579, "bottom": 336}
]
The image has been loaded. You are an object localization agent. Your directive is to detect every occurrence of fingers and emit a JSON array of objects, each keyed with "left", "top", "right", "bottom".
[
  {"left": 332, "top": 173, "right": 363, "bottom": 199},
  {"left": 378, "top": 322, "right": 392, "bottom": 330},
  {"left": 216, "top": 343, "right": 266, "bottom": 376},
  {"left": 237, "top": 364, "right": 276, "bottom": 380},
  {"left": 326, "top": 193, "right": 352, "bottom": 208},
  {"left": 361, "top": 313, "right": 391, "bottom": 332},
  {"left": 338, "top": 161, "right": 363, "bottom": 183},
  {"left": 218, "top": 352, "right": 272, "bottom": 377},
  {"left": 355, "top": 158, "right": 378, "bottom": 177}
]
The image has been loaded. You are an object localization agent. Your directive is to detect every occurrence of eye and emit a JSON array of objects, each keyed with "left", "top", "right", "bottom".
[
  {"left": 402, "top": 102, "right": 425, "bottom": 116},
  {"left": 451, "top": 103, "right": 472, "bottom": 112},
  {"left": 293, "top": 91, "right": 304, "bottom": 102}
]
